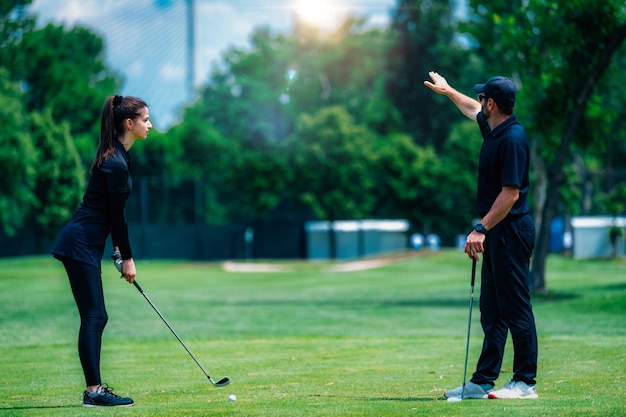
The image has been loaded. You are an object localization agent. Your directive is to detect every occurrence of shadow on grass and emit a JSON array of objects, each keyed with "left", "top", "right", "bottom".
[
  {"left": 588, "top": 282, "right": 626, "bottom": 291},
  {"left": 230, "top": 293, "right": 589, "bottom": 307},
  {"left": 227, "top": 298, "right": 474, "bottom": 308},
  {"left": 531, "top": 291, "right": 579, "bottom": 303},
  {"left": 311, "top": 394, "right": 442, "bottom": 402},
  {"left": 532, "top": 278, "right": 626, "bottom": 303},
  {"left": 358, "top": 396, "right": 444, "bottom": 402},
  {"left": 0, "top": 404, "right": 80, "bottom": 411}
]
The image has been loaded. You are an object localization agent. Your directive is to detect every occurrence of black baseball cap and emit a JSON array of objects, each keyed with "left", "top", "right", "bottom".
[{"left": 474, "top": 76, "right": 516, "bottom": 108}]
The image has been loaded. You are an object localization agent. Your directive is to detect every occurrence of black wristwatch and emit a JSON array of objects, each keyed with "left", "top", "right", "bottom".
[{"left": 475, "top": 223, "right": 488, "bottom": 235}]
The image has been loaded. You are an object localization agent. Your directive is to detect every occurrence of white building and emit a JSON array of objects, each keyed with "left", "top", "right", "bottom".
[{"left": 570, "top": 216, "right": 626, "bottom": 259}]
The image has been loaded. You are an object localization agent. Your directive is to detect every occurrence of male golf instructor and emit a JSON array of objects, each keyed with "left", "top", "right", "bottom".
[{"left": 424, "top": 72, "right": 539, "bottom": 400}]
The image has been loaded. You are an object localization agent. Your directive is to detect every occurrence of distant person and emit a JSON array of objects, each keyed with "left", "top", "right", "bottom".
[
  {"left": 52, "top": 95, "right": 151, "bottom": 407},
  {"left": 563, "top": 230, "right": 573, "bottom": 256},
  {"left": 424, "top": 72, "right": 538, "bottom": 400}
]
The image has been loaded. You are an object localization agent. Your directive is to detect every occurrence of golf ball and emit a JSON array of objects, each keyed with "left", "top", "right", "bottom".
[
  {"left": 447, "top": 396, "right": 462, "bottom": 403},
  {"left": 228, "top": 394, "right": 237, "bottom": 402}
]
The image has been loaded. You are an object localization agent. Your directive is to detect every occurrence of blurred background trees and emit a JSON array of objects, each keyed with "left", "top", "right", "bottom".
[
  {"left": 465, "top": 0, "right": 626, "bottom": 289},
  {"left": 1, "top": 0, "right": 625, "bottom": 291}
]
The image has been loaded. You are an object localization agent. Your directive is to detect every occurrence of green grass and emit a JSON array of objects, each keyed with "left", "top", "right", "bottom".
[{"left": 0, "top": 250, "right": 624, "bottom": 416}]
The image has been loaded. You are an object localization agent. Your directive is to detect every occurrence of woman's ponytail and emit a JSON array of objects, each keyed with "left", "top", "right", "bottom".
[{"left": 90, "top": 95, "right": 146, "bottom": 172}]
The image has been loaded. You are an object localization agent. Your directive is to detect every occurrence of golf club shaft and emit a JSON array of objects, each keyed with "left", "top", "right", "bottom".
[
  {"left": 461, "top": 259, "right": 477, "bottom": 399},
  {"left": 132, "top": 280, "right": 226, "bottom": 386}
]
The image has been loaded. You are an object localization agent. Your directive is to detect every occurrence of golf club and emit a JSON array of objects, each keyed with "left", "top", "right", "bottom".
[
  {"left": 112, "top": 252, "right": 230, "bottom": 388},
  {"left": 460, "top": 258, "right": 477, "bottom": 400}
]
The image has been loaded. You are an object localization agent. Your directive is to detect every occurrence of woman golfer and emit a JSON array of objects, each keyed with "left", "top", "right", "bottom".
[{"left": 52, "top": 95, "right": 151, "bottom": 407}]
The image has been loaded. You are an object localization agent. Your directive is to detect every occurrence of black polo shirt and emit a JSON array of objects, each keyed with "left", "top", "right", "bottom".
[{"left": 476, "top": 112, "right": 530, "bottom": 218}]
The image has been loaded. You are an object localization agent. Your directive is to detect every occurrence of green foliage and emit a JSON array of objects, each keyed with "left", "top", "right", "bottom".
[
  {"left": 196, "top": 17, "right": 394, "bottom": 146},
  {"left": 0, "top": 68, "right": 37, "bottom": 235},
  {"left": 9, "top": 22, "right": 119, "bottom": 138},
  {"left": 131, "top": 123, "right": 184, "bottom": 179},
  {"left": 601, "top": 183, "right": 626, "bottom": 217},
  {"left": 181, "top": 14, "right": 485, "bottom": 232},
  {"left": 1, "top": 2, "right": 125, "bottom": 238},
  {"left": 185, "top": 20, "right": 418, "bottom": 224},
  {"left": 126, "top": 124, "right": 193, "bottom": 224},
  {"left": 0, "top": 1, "right": 37, "bottom": 235},
  {"left": 466, "top": 0, "right": 626, "bottom": 161},
  {"left": 438, "top": 121, "right": 482, "bottom": 229},
  {"left": 2, "top": 0, "right": 625, "bottom": 258},
  {"left": 0, "top": 0, "right": 34, "bottom": 52},
  {"left": 287, "top": 106, "right": 379, "bottom": 220},
  {"left": 465, "top": 0, "right": 626, "bottom": 290},
  {"left": 30, "top": 109, "right": 85, "bottom": 237},
  {"left": 386, "top": 0, "right": 484, "bottom": 148},
  {"left": 196, "top": 26, "right": 296, "bottom": 146},
  {"left": 582, "top": 45, "right": 626, "bottom": 195},
  {"left": 371, "top": 120, "right": 480, "bottom": 236},
  {"left": 151, "top": 106, "right": 292, "bottom": 224},
  {"left": 374, "top": 133, "right": 442, "bottom": 229},
  {"left": 558, "top": 161, "right": 584, "bottom": 216},
  {"left": 302, "top": 17, "right": 401, "bottom": 135},
  {"left": 227, "top": 147, "right": 292, "bottom": 222},
  {"left": 187, "top": 126, "right": 237, "bottom": 223}
]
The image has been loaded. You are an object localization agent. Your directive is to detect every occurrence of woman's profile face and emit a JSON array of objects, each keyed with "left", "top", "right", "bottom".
[{"left": 128, "top": 107, "right": 152, "bottom": 140}]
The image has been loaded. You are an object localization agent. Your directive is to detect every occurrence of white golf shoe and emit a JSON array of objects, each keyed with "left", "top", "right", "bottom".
[
  {"left": 444, "top": 381, "right": 493, "bottom": 399},
  {"left": 488, "top": 380, "right": 538, "bottom": 399}
]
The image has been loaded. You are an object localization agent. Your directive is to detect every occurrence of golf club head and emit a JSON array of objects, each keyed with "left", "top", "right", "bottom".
[{"left": 211, "top": 376, "right": 230, "bottom": 387}]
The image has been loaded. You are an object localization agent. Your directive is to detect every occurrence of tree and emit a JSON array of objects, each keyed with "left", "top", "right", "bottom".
[
  {"left": 374, "top": 133, "right": 442, "bottom": 233},
  {"left": 465, "top": 0, "right": 626, "bottom": 291},
  {"left": 437, "top": 120, "right": 482, "bottom": 232},
  {"left": 386, "top": 0, "right": 484, "bottom": 150},
  {"left": 8, "top": 22, "right": 119, "bottom": 139},
  {"left": 1, "top": 1, "right": 131, "bottom": 242},
  {"left": 0, "top": 69, "right": 37, "bottom": 235},
  {"left": 128, "top": 119, "right": 188, "bottom": 224},
  {"left": 293, "top": 16, "right": 402, "bottom": 135},
  {"left": 185, "top": 19, "right": 400, "bottom": 225},
  {"left": 0, "top": 0, "right": 34, "bottom": 60},
  {"left": 30, "top": 109, "right": 85, "bottom": 239},
  {"left": 164, "top": 105, "right": 291, "bottom": 224},
  {"left": 287, "top": 106, "right": 379, "bottom": 221},
  {"left": 286, "top": 106, "right": 380, "bottom": 258},
  {"left": 194, "top": 17, "right": 395, "bottom": 144},
  {"left": 371, "top": 119, "right": 481, "bottom": 238},
  {"left": 582, "top": 46, "right": 626, "bottom": 210},
  {"left": 602, "top": 183, "right": 626, "bottom": 258}
]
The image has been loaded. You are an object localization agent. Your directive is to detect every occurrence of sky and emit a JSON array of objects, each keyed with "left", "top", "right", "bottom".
[{"left": 28, "top": 0, "right": 396, "bottom": 130}]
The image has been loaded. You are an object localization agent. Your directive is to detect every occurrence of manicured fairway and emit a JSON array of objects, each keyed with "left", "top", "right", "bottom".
[{"left": 0, "top": 251, "right": 624, "bottom": 416}]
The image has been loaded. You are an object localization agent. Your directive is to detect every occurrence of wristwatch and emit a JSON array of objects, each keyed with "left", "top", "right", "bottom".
[{"left": 475, "top": 223, "right": 488, "bottom": 235}]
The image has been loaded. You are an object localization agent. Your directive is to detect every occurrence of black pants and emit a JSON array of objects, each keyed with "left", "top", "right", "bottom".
[
  {"left": 471, "top": 215, "right": 538, "bottom": 386},
  {"left": 60, "top": 258, "right": 108, "bottom": 387}
]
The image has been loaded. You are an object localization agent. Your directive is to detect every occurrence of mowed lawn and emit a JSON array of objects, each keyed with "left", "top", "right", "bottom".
[{"left": 0, "top": 250, "right": 624, "bottom": 416}]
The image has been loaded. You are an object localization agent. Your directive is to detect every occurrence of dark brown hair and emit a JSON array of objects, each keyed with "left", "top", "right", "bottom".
[{"left": 90, "top": 95, "right": 148, "bottom": 171}]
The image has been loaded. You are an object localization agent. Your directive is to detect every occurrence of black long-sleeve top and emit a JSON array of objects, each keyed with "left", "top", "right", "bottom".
[{"left": 52, "top": 140, "right": 133, "bottom": 267}]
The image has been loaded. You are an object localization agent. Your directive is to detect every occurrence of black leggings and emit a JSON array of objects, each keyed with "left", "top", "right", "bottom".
[{"left": 61, "top": 258, "right": 108, "bottom": 387}]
